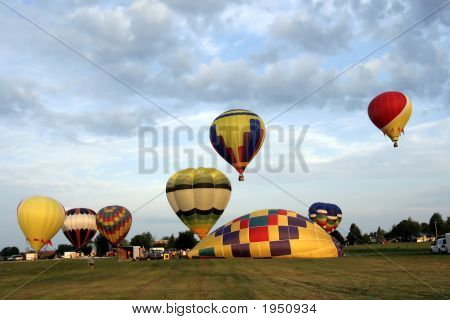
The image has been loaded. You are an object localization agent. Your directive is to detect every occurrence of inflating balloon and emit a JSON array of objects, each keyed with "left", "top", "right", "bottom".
[
  {"left": 96, "top": 206, "right": 132, "bottom": 247},
  {"left": 17, "top": 196, "right": 65, "bottom": 252},
  {"left": 62, "top": 208, "right": 97, "bottom": 250},
  {"left": 308, "top": 202, "right": 342, "bottom": 234},
  {"left": 188, "top": 209, "right": 341, "bottom": 258},
  {"left": 368, "top": 91, "right": 412, "bottom": 147},
  {"left": 210, "top": 109, "right": 265, "bottom": 181},
  {"left": 166, "top": 167, "right": 231, "bottom": 239}
]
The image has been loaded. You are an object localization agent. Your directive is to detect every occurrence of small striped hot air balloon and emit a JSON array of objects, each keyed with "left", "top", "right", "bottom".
[
  {"left": 62, "top": 208, "right": 97, "bottom": 250},
  {"left": 17, "top": 196, "right": 66, "bottom": 252},
  {"left": 210, "top": 109, "right": 265, "bottom": 181},
  {"left": 166, "top": 167, "right": 231, "bottom": 240},
  {"left": 368, "top": 91, "right": 412, "bottom": 147},
  {"left": 96, "top": 206, "right": 132, "bottom": 247},
  {"left": 308, "top": 203, "right": 342, "bottom": 234}
]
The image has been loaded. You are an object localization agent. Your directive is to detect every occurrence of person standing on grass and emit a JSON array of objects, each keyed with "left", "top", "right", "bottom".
[{"left": 88, "top": 255, "right": 95, "bottom": 269}]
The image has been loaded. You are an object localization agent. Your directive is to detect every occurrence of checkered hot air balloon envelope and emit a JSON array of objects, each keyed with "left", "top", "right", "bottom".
[{"left": 188, "top": 209, "right": 342, "bottom": 259}]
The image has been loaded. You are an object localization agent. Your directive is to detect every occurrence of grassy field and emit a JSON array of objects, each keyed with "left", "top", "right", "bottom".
[{"left": 1, "top": 243, "right": 449, "bottom": 300}]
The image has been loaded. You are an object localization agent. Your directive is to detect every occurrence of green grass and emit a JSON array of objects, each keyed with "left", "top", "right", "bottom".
[
  {"left": 0, "top": 243, "right": 449, "bottom": 300},
  {"left": 344, "top": 241, "right": 432, "bottom": 255}
]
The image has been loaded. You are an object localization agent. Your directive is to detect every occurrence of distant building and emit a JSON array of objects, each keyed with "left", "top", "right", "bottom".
[{"left": 153, "top": 239, "right": 169, "bottom": 247}]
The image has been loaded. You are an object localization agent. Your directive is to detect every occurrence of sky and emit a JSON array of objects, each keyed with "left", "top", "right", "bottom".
[{"left": 1, "top": 0, "right": 449, "bottom": 250}]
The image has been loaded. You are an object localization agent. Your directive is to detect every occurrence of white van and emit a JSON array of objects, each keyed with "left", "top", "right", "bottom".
[
  {"left": 431, "top": 234, "right": 449, "bottom": 254},
  {"left": 446, "top": 233, "right": 450, "bottom": 253}
]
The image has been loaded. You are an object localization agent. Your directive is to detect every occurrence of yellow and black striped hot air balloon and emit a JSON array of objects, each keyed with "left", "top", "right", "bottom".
[
  {"left": 166, "top": 168, "right": 231, "bottom": 240},
  {"left": 17, "top": 196, "right": 66, "bottom": 252},
  {"left": 210, "top": 109, "right": 265, "bottom": 181}
]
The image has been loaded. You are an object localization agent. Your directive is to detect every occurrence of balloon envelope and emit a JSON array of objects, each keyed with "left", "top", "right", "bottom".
[
  {"left": 166, "top": 167, "right": 231, "bottom": 239},
  {"left": 210, "top": 109, "right": 265, "bottom": 181},
  {"left": 96, "top": 206, "right": 132, "bottom": 247},
  {"left": 62, "top": 208, "right": 97, "bottom": 250},
  {"left": 308, "top": 202, "right": 342, "bottom": 234},
  {"left": 368, "top": 91, "right": 412, "bottom": 147},
  {"left": 188, "top": 209, "right": 341, "bottom": 258},
  {"left": 17, "top": 196, "right": 65, "bottom": 252}
]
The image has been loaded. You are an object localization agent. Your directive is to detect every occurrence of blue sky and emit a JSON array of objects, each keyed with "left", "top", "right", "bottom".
[{"left": 1, "top": 0, "right": 449, "bottom": 250}]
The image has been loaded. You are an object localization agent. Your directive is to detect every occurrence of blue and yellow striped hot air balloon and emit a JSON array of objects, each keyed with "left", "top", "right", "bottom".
[{"left": 210, "top": 109, "right": 265, "bottom": 181}]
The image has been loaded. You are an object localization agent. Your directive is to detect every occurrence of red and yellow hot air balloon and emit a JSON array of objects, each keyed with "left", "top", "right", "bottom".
[
  {"left": 96, "top": 206, "right": 132, "bottom": 247},
  {"left": 17, "top": 196, "right": 66, "bottom": 252},
  {"left": 210, "top": 109, "right": 265, "bottom": 181},
  {"left": 368, "top": 91, "right": 412, "bottom": 147}
]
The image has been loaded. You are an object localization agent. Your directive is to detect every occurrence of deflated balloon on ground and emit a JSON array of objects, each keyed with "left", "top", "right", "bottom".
[{"left": 188, "top": 209, "right": 342, "bottom": 259}]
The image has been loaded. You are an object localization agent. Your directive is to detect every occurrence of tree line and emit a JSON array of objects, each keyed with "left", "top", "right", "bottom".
[
  {"left": 93, "top": 230, "right": 198, "bottom": 256},
  {"left": 344, "top": 212, "right": 450, "bottom": 245}
]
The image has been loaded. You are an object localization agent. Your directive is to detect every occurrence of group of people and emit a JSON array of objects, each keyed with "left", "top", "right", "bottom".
[{"left": 168, "top": 248, "right": 189, "bottom": 259}]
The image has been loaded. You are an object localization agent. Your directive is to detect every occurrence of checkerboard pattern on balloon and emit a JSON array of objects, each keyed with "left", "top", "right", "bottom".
[{"left": 188, "top": 209, "right": 340, "bottom": 259}]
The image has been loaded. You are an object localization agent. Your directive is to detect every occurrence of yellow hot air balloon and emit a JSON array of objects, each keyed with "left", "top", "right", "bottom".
[
  {"left": 17, "top": 196, "right": 66, "bottom": 252},
  {"left": 166, "top": 168, "right": 231, "bottom": 239}
]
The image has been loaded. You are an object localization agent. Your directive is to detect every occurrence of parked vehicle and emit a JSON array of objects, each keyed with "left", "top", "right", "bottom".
[
  {"left": 118, "top": 246, "right": 146, "bottom": 261},
  {"left": 431, "top": 237, "right": 447, "bottom": 254},
  {"left": 148, "top": 249, "right": 164, "bottom": 260},
  {"left": 447, "top": 233, "right": 450, "bottom": 253},
  {"left": 25, "top": 253, "right": 38, "bottom": 261},
  {"left": 7, "top": 254, "right": 24, "bottom": 261}
]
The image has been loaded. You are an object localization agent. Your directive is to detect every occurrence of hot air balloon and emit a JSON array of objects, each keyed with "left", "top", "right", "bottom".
[
  {"left": 308, "top": 203, "right": 342, "bottom": 234},
  {"left": 62, "top": 208, "right": 97, "bottom": 250},
  {"left": 188, "top": 209, "right": 341, "bottom": 259},
  {"left": 210, "top": 109, "right": 265, "bottom": 181},
  {"left": 368, "top": 91, "right": 412, "bottom": 147},
  {"left": 96, "top": 206, "right": 132, "bottom": 247},
  {"left": 166, "top": 167, "right": 231, "bottom": 240},
  {"left": 17, "top": 196, "right": 65, "bottom": 253}
]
